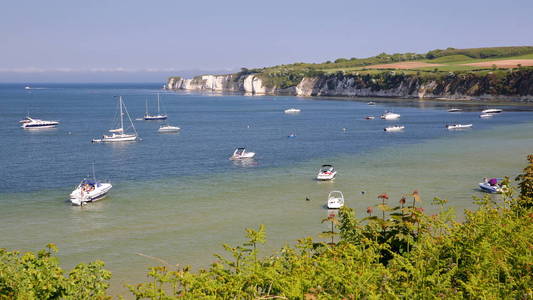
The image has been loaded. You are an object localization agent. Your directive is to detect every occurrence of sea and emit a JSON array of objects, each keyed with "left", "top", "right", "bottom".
[{"left": 1, "top": 83, "right": 532, "bottom": 296}]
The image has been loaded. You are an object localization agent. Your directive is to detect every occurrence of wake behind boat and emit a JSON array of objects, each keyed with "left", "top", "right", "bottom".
[
  {"left": 92, "top": 96, "right": 139, "bottom": 143},
  {"left": 20, "top": 117, "right": 59, "bottom": 129}
]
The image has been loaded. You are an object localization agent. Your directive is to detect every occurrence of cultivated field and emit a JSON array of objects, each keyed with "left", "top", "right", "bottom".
[
  {"left": 365, "top": 61, "right": 443, "bottom": 69},
  {"left": 462, "top": 59, "right": 533, "bottom": 68}
]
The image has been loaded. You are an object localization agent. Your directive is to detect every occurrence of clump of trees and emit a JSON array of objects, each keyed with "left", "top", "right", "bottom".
[{"left": 2, "top": 155, "right": 532, "bottom": 299}]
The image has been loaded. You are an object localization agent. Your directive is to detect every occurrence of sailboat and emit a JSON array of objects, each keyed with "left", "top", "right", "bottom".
[
  {"left": 92, "top": 96, "right": 139, "bottom": 143},
  {"left": 144, "top": 93, "right": 167, "bottom": 120}
]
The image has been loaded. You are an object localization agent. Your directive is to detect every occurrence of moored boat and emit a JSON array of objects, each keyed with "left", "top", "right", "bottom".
[
  {"left": 20, "top": 117, "right": 59, "bottom": 129},
  {"left": 144, "top": 93, "right": 167, "bottom": 120},
  {"left": 447, "top": 108, "right": 463, "bottom": 112},
  {"left": 384, "top": 125, "right": 405, "bottom": 132},
  {"left": 481, "top": 108, "right": 503, "bottom": 114},
  {"left": 92, "top": 96, "right": 139, "bottom": 143},
  {"left": 158, "top": 125, "right": 181, "bottom": 132},
  {"left": 327, "top": 191, "right": 344, "bottom": 209},
  {"left": 284, "top": 108, "right": 301, "bottom": 114},
  {"left": 230, "top": 147, "right": 255, "bottom": 160},
  {"left": 364, "top": 116, "right": 375, "bottom": 120},
  {"left": 69, "top": 165, "right": 112, "bottom": 206},
  {"left": 479, "top": 178, "right": 508, "bottom": 194},
  {"left": 380, "top": 111, "right": 401, "bottom": 120},
  {"left": 480, "top": 113, "right": 493, "bottom": 118},
  {"left": 316, "top": 164, "right": 337, "bottom": 181},
  {"left": 446, "top": 123, "right": 473, "bottom": 130}
]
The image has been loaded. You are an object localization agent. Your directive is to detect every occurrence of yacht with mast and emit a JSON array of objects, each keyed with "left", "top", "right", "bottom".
[
  {"left": 92, "top": 96, "right": 139, "bottom": 143},
  {"left": 144, "top": 93, "right": 167, "bottom": 120}
]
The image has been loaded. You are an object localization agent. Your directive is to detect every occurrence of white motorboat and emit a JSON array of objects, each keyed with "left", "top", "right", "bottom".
[
  {"left": 144, "top": 93, "right": 167, "bottom": 120},
  {"left": 69, "top": 165, "right": 112, "bottom": 206},
  {"left": 364, "top": 116, "right": 375, "bottom": 120},
  {"left": 158, "top": 125, "right": 181, "bottom": 132},
  {"left": 327, "top": 191, "right": 344, "bottom": 209},
  {"left": 446, "top": 124, "right": 473, "bottom": 130},
  {"left": 284, "top": 108, "right": 301, "bottom": 114},
  {"left": 479, "top": 178, "right": 508, "bottom": 194},
  {"left": 316, "top": 164, "right": 337, "bottom": 181},
  {"left": 24, "top": 86, "right": 31, "bottom": 90},
  {"left": 367, "top": 101, "right": 376, "bottom": 105},
  {"left": 380, "top": 111, "right": 401, "bottom": 120},
  {"left": 20, "top": 117, "right": 59, "bottom": 129},
  {"left": 480, "top": 113, "right": 493, "bottom": 118},
  {"left": 92, "top": 96, "right": 139, "bottom": 143},
  {"left": 481, "top": 108, "right": 503, "bottom": 114},
  {"left": 230, "top": 147, "right": 255, "bottom": 160},
  {"left": 447, "top": 108, "right": 463, "bottom": 112},
  {"left": 384, "top": 125, "right": 405, "bottom": 132}
]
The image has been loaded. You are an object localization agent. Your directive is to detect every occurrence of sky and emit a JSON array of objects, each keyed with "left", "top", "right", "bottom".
[{"left": 1, "top": 0, "right": 532, "bottom": 82}]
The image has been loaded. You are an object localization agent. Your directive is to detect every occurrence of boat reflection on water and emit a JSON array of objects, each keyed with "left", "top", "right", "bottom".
[
  {"left": 231, "top": 158, "right": 258, "bottom": 168},
  {"left": 327, "top": 209, "right": 339, "bottom": 218}
]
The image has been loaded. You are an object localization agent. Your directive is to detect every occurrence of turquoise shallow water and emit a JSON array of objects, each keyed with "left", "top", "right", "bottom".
[{"left": 0, "top": 83, "right": 532, "bottom": 296}]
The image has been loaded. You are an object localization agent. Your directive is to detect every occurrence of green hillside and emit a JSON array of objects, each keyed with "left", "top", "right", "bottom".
[{"left": 236, "top": 46, "right": 533, "bottom": 88}]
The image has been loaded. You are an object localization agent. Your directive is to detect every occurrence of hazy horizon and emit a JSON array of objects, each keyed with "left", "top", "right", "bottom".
[{"left": 2, "top": 0, "right": 533, "bottom": 82}]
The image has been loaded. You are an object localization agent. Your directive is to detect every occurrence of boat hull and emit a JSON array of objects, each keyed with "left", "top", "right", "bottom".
[
  {"left": 93, "top": 134, "right": 138, "bottom": 143},
  {"left": 144, "top": 115, "right": 167, "bottom": 120},
  {"left": 317, "top": 172, "right": 337, "bottom": 181},
  {"left": 479, "top": 183, "right": 504, "bottom": 194},
  {"left": 70, "top": 183, "right": 112, "bottom": 206}
]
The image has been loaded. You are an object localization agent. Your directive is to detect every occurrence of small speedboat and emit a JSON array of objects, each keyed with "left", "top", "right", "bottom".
[
  {"left": 446, "top": 124, "right": 473, "bottom": 130},
  {"left": 480, "top": 113, "right": 493, "bottom": 118},
  {"left": 287, "top": 133, "right": 296, "bottom": 138},
  {"left": 364, "top": 116, "right": 375, "bottom": 120},
  {"left": 20, "top": 117, "right": 59, "bottom": 129},
  {"left": 230, "top": 147, "right": 255, "bottom": 160},
  {"left": 481, "top": 108, "right": 503, "bottom": 114},
  {"left": 479, "top": 178, "right": 508, "bottom": 194},
  {"left": 447, "top": 108, "right": 463, "bottom": 112},
  {"left": 70, "top": 179, "right": 112, "bottom": 206},
  {"left": 384, "top": 125, "right": 405, "bottom": 132},
  {"left": 380, "top": 111, "right": 401, "bottom": 120},
  {"left": 24, "top": 86, "right": 31, "bottom": 90},
  {"left": 158, "top": 125, "right": 181, "bottom": 132},
  {"left": 367, "top": 101, "right": 376, "bottom": 105},
  {"left": 327, "top": 191, "right": 344, "bottom": 209},
  {"left": 316, "top": 164, "right": 337, "bottom": 181},
  {"left": 284, "top": 108, "right": 301, "bottom": 114}
]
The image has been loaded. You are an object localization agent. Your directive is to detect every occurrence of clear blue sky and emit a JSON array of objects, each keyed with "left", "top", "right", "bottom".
[{"left": 1, "top": 0, "right": 532, "bottom": 82}]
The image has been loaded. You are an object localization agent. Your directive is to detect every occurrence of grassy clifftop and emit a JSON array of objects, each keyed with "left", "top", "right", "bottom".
[{"left": 235, "top": 46, "right": 533, "bottom": 89}]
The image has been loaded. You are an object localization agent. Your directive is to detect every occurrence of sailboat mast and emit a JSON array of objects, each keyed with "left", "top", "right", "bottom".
[
  {"left": 119, "top": 96, "right": 124, "bottom": 131},
  {"left": 157, "top": 93, "right": 160, "bottom": 114},
  {"left": 145, "top": 99, "right": 148, "bottom": 116}
]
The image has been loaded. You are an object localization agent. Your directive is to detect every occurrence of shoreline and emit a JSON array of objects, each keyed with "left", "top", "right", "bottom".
[{"left": 169, "top": 89, "right": 533, "bottom": 109}]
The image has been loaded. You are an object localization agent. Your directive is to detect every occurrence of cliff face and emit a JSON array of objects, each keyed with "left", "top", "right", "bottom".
[{"left": 166, "top": 70, "right": 533, "bottom": 102}]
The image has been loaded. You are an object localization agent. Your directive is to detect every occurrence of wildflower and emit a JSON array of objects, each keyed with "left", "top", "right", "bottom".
[
  {"left": 366, "top": 207, "right": 373, "bottom": 215},
  {"left": 378, "top": 193, "right": 389, "bottom": 200}
]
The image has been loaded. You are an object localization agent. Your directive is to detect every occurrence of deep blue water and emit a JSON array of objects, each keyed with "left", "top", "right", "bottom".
[{"left": 1, "top": 83, "right": 532, "bottom": 194}]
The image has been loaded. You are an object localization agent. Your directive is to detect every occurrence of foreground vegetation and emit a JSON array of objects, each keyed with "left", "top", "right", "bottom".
[{"left": 2, "top": 155, "right": 533, "bottom": 299}]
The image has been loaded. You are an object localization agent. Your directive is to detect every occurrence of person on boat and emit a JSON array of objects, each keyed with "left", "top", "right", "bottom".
[{"left": 488, "top": 178, "right": 498, "bottom": 186}]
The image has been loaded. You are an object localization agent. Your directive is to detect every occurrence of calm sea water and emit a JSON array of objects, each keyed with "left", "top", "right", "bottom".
[{"left": 1, "top": 83, "right": 532, "bottom": 296}]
